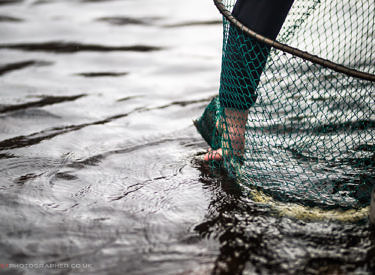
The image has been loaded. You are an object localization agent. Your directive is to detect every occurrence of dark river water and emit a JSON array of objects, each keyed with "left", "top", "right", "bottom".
[{"left": 0, "top": 0, "right": 375, "bottom": 274}]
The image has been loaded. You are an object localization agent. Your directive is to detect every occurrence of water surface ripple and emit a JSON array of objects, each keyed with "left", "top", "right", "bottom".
[{"left": 0, "top": 0, "right": 374, "bottom": 274}]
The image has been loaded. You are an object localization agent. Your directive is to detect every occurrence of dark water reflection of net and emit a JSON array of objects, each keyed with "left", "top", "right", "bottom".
[{"left": 194, "top": 159, "right": 375, "bottom": 274}]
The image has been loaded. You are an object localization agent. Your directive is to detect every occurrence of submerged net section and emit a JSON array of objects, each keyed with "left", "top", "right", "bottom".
[{"left": 195, "top": 0, "right": 375, "bottom": 210}]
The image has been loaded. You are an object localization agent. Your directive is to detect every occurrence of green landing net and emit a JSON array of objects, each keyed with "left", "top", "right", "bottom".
[{"left": 195, "top": 0, "right": 375, "bottom": 211}]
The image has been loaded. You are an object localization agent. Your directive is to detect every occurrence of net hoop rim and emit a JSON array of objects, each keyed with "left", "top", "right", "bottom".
[
  {"left": 213, "top": 0, "right": 375, "bottom": 82},
  {"left": 245, "top": 185, "right": 369, "bottom": 223}
]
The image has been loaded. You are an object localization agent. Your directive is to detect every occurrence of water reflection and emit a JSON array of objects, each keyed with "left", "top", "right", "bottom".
[
  {"left": 0, "top": 0, "right": 374, "bottom": 273},
  {"left": 194, "top": 160, "right": 375, "bottom": 274}
]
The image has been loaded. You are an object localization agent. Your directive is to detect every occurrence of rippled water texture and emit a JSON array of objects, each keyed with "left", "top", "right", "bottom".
[{"left": 0, "top": 0, "right": 375, "bottom": 274}]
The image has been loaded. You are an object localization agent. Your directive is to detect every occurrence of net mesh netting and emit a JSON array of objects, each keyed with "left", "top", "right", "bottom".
[{"left": 195, "top": 0, "right": 375, "bottom": 210}]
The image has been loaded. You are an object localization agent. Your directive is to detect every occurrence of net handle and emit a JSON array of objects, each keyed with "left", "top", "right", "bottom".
[{"left": 214, "top": 0, "right": 375, "bottom": 82}]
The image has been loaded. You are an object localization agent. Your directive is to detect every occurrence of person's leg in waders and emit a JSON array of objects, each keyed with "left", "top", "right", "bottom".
[{"left": 204, "top": 0, "right": 295, "bottom": 162}]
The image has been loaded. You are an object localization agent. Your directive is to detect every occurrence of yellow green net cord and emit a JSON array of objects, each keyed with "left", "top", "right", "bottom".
[{"left": 195, "top": 0, "right": 375, "bottom": 218}]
